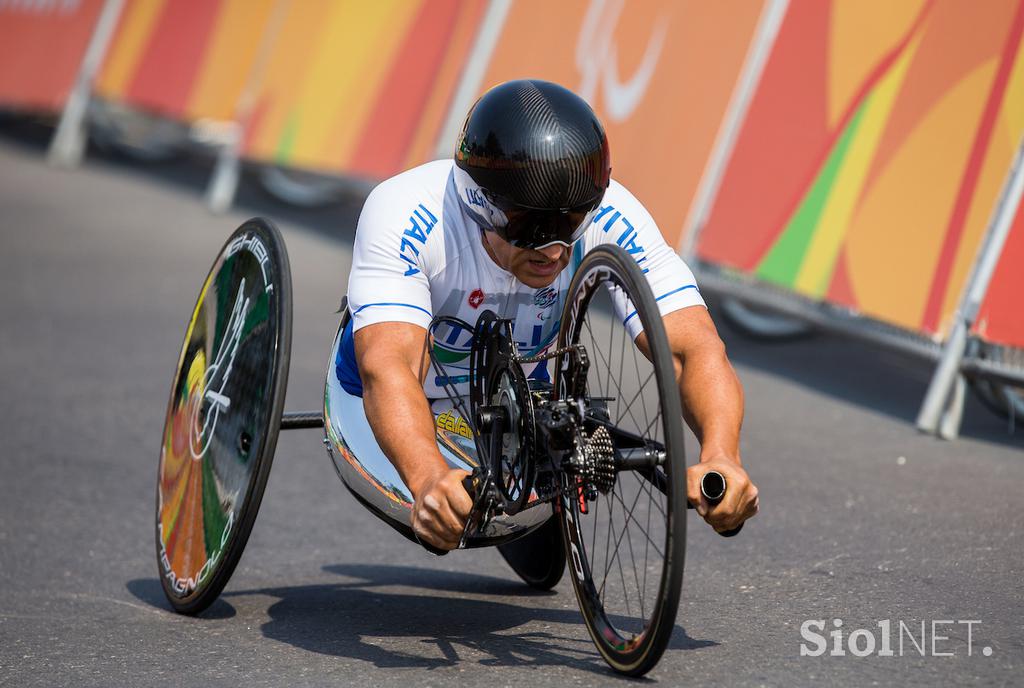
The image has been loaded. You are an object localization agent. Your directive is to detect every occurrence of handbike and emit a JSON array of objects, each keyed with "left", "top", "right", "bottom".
[{"left": 154, "top": 217, "right": 738, "bottom": 677}]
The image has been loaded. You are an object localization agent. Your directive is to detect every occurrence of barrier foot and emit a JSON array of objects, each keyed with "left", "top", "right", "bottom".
[
  {"left": 198, "top": 120, "right": 242, "bottom": 214},
  {"left": 47, "top": 104, "right": 89, "bottom": 168},
  {"left": 206, "top": 147, "right": 240, "bottom": 214},
  {"left": 938, "top": 374, "right": 966, "bottom": 440},
  {"left": 917, "top": 320, "right": 968, "bottom": 435}
]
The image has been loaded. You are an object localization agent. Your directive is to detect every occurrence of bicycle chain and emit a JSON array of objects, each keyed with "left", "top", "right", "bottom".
[{"left": 514, "top": 344, "right": 577, "bottom": 365}]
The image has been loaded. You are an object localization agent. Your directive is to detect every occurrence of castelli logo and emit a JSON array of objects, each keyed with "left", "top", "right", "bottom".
[{"left": 468, "top": 289, "right": 485, "bottom": 308}]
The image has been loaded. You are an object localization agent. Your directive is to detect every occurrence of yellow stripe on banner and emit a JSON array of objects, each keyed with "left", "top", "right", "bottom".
[
  {"left": 244, "top": 0, "right": 324, "bottom": 161},
  {"left": 1002, "top": 40, "right": 1024, "bottom": 151},
  {"left": 95, "top": 0, "right": 166, "bottom": 98},
  {"left": 185, "top": 0, "right": 277, "bottom": 121},
  {"left": 289, "top": 0, "right": 420, "bottom": 170},
  {"left": 794, "top": 33, "right": 922, "bottom": 297}
]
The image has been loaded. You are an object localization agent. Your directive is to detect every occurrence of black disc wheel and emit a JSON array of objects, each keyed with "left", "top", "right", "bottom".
[
  {"left": 555, "top": 245, "right": 686, "bottom": 676},
  {"left": 155, "top": 218, "right": 292, "bottom": 614}
]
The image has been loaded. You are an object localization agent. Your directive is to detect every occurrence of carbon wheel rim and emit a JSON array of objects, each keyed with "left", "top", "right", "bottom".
[{"left": 556, "top": 246, "right": 685, "bottom": 675}]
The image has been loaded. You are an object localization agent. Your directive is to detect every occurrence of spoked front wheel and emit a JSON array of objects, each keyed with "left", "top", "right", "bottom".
[{"left": 555, "top": 245, "right": 687, "bottom": 676}]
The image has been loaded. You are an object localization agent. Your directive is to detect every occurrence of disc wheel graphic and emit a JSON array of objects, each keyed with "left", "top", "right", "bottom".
[{"left": 155, "top": 218, "right": 291, "bottom": 614}]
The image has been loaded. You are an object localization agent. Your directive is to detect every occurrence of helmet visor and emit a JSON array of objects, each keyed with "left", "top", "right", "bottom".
[
  {"left": 454, "top": 165, "right": 603, "bottom": 249},
  {"left": 497, "top": 205, "right": 600, "bottom": 249}
]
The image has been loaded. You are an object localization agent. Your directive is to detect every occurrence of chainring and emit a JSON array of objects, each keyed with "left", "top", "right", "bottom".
[{"left": 469, "top": 311, "right": 536, "bottom": 514}]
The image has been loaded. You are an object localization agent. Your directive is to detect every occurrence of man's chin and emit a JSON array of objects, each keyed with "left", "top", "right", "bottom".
[{"left": 514, "top": 269, "right": 562, "bottom": 289}]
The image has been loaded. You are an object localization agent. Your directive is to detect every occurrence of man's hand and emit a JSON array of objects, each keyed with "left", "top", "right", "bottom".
[
  {"left": 356, "top": 321, "right": 474, "bottom": 552},
  {"left": 409, "top": 467, "right": 473, "bottom": 551},
  {"left": 686, "top": 458, "right": 758, "bottom": 534}
]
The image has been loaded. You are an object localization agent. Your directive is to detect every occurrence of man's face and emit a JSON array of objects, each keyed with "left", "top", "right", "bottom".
[{"left": 480, "top": 230, "right": 571, "bottom": 288}]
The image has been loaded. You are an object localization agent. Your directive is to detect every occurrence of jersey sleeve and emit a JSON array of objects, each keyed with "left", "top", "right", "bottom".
[
  {"left": 585, "top": 181, "right": 705, "bottom": 339},
  {"left": 346, "top": 183, "right": 436, "bottom": 332}
]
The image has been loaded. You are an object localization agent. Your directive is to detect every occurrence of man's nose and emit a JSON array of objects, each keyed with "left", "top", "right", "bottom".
[{"left": 536, "top": 244, "right": 566, "bottom": 261}]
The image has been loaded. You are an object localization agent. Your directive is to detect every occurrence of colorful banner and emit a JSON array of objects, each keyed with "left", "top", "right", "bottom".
[
  {"left": 95, "top": 0, "right": 277, "bottom": 122},
  {"left": 240, "top": 0, "right": 487, "bottom": 177},
  {"left": 974, "top": 198, "right": 1024, "bottom": 348},
  {"left": 696, "top": 0, "right": 1024, "bottom": 340},
  {"left": 0, "top": 0, "right": 106, "bottom": 111},
  {"left": 475, "top": 0, "right": 765, "bottom": 248},
  {"left": 94, "top": 0, "right": 487, "bottom": 178}
]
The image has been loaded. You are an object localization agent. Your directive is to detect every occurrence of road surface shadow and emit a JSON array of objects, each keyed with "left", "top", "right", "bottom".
[
  {"left": 126, "top": 578, "right": 237, "bottom": 619},
  {"left": 321, "top": 562, "right": 556, "bottom": 597},
  {"left": 219, "top": 564, "right": 715, "bottom": 673}
]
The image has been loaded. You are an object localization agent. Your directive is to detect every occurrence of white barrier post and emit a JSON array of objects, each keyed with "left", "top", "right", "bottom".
[
  {"left": 202, "top": 120, "right": 244, "bottom": 214},
  {"left": 205, "top": 0, "right": 291, "bottom": 213},
  {"left": 678, "top": 0, "right": 788, "bottom": 261},
  {"left": 917, "top": 134, "right": 1024, "bottom": 438},
  {"left": 48, "top": 0, "right": 125, "bottom": 168}
]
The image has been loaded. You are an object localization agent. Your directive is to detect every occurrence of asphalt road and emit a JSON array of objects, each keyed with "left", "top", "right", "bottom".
[{"left": 0, "top": 132, "right": 1021, "bottom": 687}]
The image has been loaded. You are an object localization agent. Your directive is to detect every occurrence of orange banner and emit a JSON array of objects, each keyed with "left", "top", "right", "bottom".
[
  {"left": 239, "top": 0, "right": 487, "bottom": 177},
  {"left": 696, "top": 0, "right": 1024, "bottom": 340},
  {"left": 476, "top": 0, "right": 765, "bottom": 247},
  {"left": 0, "top": 0, "right": 106, "bottom": 111},
  {"left": 95, "top": 0, "right": 276, "bottom": 121},
  {"left": 94, "top": 0, "right": 487, "bottom": 177}
]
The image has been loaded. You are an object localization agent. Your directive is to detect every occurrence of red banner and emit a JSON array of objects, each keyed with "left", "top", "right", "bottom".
[
  {"left": 0, "top": 0, "right": 106, "bottom": 111},
  {"left": 974, "top": 199, "right": 1024, "bottom": 347}
]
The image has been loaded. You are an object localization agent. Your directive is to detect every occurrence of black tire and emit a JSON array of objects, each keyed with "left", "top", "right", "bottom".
[
  {"left": 555, "top": 245, "right": 686, "bottom": 676},
  {"left": 155, "top": 218, "right": 292, "bottom": 615}
]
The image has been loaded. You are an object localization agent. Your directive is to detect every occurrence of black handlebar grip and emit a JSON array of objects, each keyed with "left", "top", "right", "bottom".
[{"left": 692, "top": 470, "right": 744, "bottom": 538}]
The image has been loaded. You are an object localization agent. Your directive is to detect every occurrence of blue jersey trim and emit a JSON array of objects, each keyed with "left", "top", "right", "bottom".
[
  {"left": 336, "top": 319, "right": 364, "bottom": 396},
  {"left": 622, "top": 284, "right": 699, "bottom": 325},
  {"left": 339, "top": 302, "right": 434, "bottom": 396},
  {"left": 353, "top": 302, "right": 432, "bottom": 318}
]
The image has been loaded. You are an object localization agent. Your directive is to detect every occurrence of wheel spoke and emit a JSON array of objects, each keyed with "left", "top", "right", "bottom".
[
  {"left": 631, "top": 338, "right": 652, "bottom": 432},
  {"left": 609, "top": 489, "right": 665, "bottom": 560},
  {"left": 619, "top": 479, "right": 647, "bottom": 622},
  {"left": 554, "top": 249, "right": 685, "bottom": 674},
  {"left": 584, "top": 318, "right": 646, "bottom": 437},
  {"left": 618, "top": 370, "right": 656, "bottom": 425},
  {"left": 600, "top": 476, "right": 658, "bottom": 592}
]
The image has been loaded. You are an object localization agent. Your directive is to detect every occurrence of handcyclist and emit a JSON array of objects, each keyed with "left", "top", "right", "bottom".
[{"left": 337, "top": 79, "right": 759, "bottom": 568}]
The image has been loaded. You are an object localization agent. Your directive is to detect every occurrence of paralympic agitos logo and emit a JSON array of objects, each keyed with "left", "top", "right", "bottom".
[{"left": 189, "top": 281, "right": 250, "bottom": 461}]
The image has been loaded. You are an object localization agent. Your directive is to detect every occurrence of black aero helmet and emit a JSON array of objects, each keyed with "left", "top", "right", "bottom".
[{"left": 453, "top": 79, "right": 611, "bottom": 249}]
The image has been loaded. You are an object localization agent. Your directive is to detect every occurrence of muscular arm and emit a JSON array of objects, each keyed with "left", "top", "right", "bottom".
[
  {"left": 355, "top": 321, "right": 471, "bottom": 550},
  {"left": 637, "top": 306, "right": 758, "bottom": 532}
]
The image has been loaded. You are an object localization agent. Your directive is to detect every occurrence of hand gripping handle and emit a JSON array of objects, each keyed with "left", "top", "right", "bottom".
[{"left": 689, "top": 470, "right": 744, "bottom": 538}]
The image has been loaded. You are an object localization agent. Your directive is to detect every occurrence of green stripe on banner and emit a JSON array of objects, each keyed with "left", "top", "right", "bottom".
[
  {"left": 755, "top": 96, "right": 869, "bottom": 287},
  {"left": 276, "top": 112, "right": 300, "bottom": 163}
]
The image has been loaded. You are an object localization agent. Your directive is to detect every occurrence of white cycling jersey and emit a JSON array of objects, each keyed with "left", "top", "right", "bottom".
[{"left": 337, "top": 159, "right": 705, "bottom": 400}]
